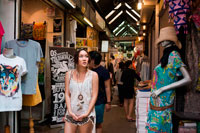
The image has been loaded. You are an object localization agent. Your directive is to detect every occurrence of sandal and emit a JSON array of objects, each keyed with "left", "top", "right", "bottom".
[{"left": 127, "top": 118, "right": 135, "bottom": 122}]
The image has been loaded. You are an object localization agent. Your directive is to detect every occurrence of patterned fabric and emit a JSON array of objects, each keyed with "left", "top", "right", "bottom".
[
  {"left": 65, "top": 115, "right": 94, "bottom": 126},
  {"left": 165, "top": 0, "right": 192, "bottom": 34},
  {"left": 33, "top": 23, "right": 46, "bottom": 40},
  {"left": 21, "top": 24, "right": 33, "bottom": 39},
  {"left": 146, "top": 51, "right": 185, "bottom": 132},
  {"left": 192, "top": 8, "right": 200, "bottom": 31}
]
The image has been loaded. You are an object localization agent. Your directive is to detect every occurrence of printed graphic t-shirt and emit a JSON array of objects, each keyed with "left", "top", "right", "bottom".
[{"left": 0, "top": 54, "right": 27, "bottom": 112}]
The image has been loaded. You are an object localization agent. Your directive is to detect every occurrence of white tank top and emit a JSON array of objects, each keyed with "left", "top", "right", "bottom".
[{"left": 66, "top": 69, "right": 95, "bottom": 118}]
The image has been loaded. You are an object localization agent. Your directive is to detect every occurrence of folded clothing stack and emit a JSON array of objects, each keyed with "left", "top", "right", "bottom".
[{"left": 135, "top": 90, "right": 151, "bottom": 133}]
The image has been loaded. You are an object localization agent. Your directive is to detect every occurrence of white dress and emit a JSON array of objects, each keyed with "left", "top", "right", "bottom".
[{"left": 65, "top": 69, "right": 96, "bottom": 128}]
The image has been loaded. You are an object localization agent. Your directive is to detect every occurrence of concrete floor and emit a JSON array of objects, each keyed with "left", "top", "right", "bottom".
[{"left": 21, "top": 88, "right": 136, "bottom": 133}]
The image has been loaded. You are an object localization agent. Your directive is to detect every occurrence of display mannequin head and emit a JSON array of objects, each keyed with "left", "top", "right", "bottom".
[
  {"left": 3, "top": 48, "right": 15, "bottom": 58},
  {"left": 160, "top": 40, "right": 173, "bottom": 48}
]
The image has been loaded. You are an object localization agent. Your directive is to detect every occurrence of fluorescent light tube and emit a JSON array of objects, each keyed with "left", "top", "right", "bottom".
[
  {"left": 109, "top": 11, "right": 123, "bottom": 24},
  {"left": 126, "top": 10, "right": 138, "bottom": 22},
  {"left": 66, "top": 0, "right": 76, "bottom": 8},
  {"left": 131, "top": 9, "right": 140, "bottom": 18},
  {"left": 105, "top": 10, "right": 115, "bottom": 19},
  {"left": 125, "top": 3, "right": 132, "bottom": 9},
  {"left": 113, "top": 21, "right": 125, "bottom": 33},
  {"left": 84, "top": 17, "right": 93, "bottom": 27},
  {"left": 116, "top": 26, "right": 125, "bottom": 36},
  {"left": 114, "top": 3, "right": 122, "bottom": 9},
  {"left": 137, "top": 2, "right": 142, "bottom": 10}
]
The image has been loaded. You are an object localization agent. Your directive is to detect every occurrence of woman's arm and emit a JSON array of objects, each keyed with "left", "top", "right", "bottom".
[
  {"left": 65, "top": 71, "right": 78, "bottom": 120},
  {"left": 151, "top": 66, "right": 191, "bottom": 98},
  {"left": 78, "top": 72, "right": 99, "bottom": 120}
]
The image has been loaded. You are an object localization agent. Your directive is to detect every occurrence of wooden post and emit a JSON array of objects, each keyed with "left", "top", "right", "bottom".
[
  {"left": 29, "top": 107, "right": 34, "bottom": 133},
  {"left": 4, "top": 112, "right": 10, "bottom": 133}
]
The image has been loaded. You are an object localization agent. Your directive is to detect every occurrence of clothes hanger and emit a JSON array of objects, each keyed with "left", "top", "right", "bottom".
[{"left": 17, "top": 38, "right": 29, "bottom": 41}]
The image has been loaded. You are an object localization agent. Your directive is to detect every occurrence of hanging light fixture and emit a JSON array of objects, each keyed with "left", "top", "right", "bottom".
[
  {"left": 126, "top": 10, "right": 138, "bottom": 22},
  {"left": 109, "top": 11, "right": 123, "bottom": 24},
  {"left": 137, "top": 0, "right": 142, "bottom": 10},
  {"left": 143, "top": 25, "right": 146, "bottom": 30},
  {"left": 136, "top": 21, "right": 140, "bottom": 26},
  {"left": 84, "top": 17, "right": 93, "bottom": 27},
  {"left": 65, "top": 0, "right": 76, "bottom": 8}
]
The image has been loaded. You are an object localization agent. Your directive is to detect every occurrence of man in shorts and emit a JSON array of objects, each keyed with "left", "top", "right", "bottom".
[{"left": 89, "top": 51, "right": 111, "bottom": 133}]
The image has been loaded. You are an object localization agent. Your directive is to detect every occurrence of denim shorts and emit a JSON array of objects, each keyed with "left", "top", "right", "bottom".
[{"left": 95, "top": 104, "right": 105, "bottom": 124}]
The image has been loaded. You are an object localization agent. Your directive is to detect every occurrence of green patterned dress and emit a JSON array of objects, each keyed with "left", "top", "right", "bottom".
[{"left": 146, "top": 51, "right": 185, "bottom": 132}]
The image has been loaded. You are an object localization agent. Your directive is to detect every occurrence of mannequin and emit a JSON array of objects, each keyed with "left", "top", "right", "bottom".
[
  {"left": 0, "top": 47, "right": 27, "bottom": 133},
  {"left": 146, "top": 26, "right": 191, "bottom": 132},
  {"left": 151, "top": 41, "right": 191, "bottom": 98},
  {"left": 2, "top": 48, "right": 16, "bottom": 133},
  {"left": 3, "top": 48, "right": 15, "bottom": 58}
]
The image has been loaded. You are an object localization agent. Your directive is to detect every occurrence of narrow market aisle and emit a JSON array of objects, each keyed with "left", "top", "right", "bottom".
[
  {"left": 102, "top": 87, "right": 136, "bottom": 133},
  {"left": 20, "top": 87, "right": 136, "bottom": 133}
]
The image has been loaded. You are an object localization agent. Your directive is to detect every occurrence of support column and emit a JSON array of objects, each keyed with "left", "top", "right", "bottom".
[{"left": 155, "top": 3, "right": 160, "bottom": 65}]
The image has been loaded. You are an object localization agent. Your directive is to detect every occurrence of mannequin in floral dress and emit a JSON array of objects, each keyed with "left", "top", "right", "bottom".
[{"left": 146, "top": 27, "right": 191, "bottom": 132}]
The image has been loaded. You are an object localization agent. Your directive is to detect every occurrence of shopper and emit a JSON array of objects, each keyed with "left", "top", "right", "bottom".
[
  {"left": 115, "top": 61, "right": 125, "bottom": 107},
  {"left": 121, "top": 60, "right": 141, "bottom": 122},
  {"left": 64, "top": 49, "right": 99, "bottom": 133},
  {"left": 146, "top": 26, "right": 191, "bottom": 132},
  {"left": 89, "top": 51, "right": 111, "bottom": 133}
]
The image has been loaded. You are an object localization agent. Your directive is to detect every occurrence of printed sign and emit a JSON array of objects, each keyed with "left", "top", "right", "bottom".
[{"left": 49, "top": 47, "right": 75, "bottom": 125}]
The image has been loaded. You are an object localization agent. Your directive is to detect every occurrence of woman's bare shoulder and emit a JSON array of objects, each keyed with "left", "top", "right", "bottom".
[{"left": 90, "top": 70, "right": 98, "bottom": 78}]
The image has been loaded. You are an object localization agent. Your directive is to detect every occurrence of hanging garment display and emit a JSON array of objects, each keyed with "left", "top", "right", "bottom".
[
  {"left": 192, "top": 8, "right": 200, "bottom": 31},
  {"left": 165, "top": 0, "right": 192, "bottom": 34},
  {"left": 186, "top": 22, "right": 200, "bottom": 90},
  {"left": 5, "top": 39, "right": 43, "bottom": 94},
  {"left": 38, "top": 57, "right": 45, "bottom": 100},
  {"left": 33, "top": 22, "right": 46, "bottom": 40},
  {"left": 0, "top": 54, "right": 27, "bottom": 111},
  {"left": 70, "top": 20, "right": 77, "bottom": 45},
  {"left": 0, "top": 21, "right": 5, "bottom": 53},
  {"left": 23, "top": 80, "right": 42, "bottom": 106},
  {"left": 21, "top": 23, "right": 33, "bottom": 39}
]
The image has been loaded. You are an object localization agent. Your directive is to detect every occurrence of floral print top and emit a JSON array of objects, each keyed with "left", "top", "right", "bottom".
[{"left": 146, "top": 51, "right": 185, "bottom": 132}]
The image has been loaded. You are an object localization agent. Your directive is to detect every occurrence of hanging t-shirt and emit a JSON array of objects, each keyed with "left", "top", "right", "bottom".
[
  {"left": 70, "top": 20, "right": 77, "bottom": 45},
  {"left": 5, "top": 39, "right": 43, "bottom": 94},
  {"left": 0, "top": 54, "right": 27, "bottom": 112},
  {"left": 0, "top": 21, "right": 5, "bottom": 54}
]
